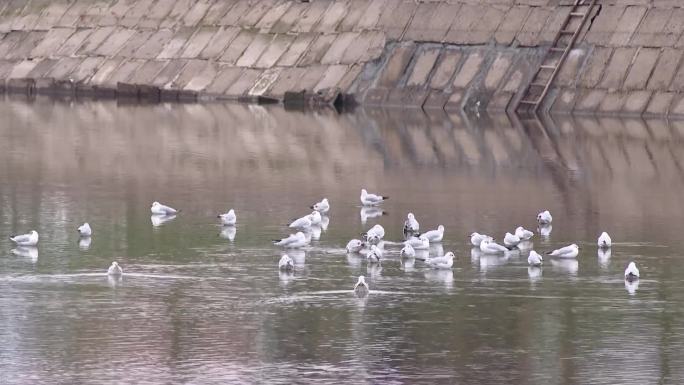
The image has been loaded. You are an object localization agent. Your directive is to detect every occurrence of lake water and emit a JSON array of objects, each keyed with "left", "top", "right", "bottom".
[{"left": 1, "top": 97, "right": 684, "bottom": 384}]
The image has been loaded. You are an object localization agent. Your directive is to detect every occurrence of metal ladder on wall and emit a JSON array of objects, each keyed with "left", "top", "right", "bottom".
[{"left": 516, "top": 0, "right": 597, "bottom": 113}]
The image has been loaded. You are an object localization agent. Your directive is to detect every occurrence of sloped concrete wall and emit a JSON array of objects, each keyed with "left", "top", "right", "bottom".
[{"left": 0, "top": 0, "right": 681, "bottom": 116}]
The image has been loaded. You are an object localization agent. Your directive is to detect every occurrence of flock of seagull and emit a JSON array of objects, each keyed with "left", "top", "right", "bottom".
[{"left": 8, "top": 190, "right": 641, "bottom": 295}]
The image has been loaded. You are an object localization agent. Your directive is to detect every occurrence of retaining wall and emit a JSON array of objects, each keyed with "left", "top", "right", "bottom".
[{"left": 0, "top": 0, "right": 682, "bottom": 116}]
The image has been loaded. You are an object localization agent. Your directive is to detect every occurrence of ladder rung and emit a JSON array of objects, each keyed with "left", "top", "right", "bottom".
[
  {"left": 519, "top": 99, "right": 539, "bottom": 105},
  {"left": 530, "top": 82, "right": 547, "bottom": 87},
  {"left": 570, "top": 12, "right": 586, "bottom": 17},
  {"left": 559, "top": 30, "right": 575, "bottom": 34},
  {"left": 540, "top": 65, "right": 557, "bottom": 70},
  {"left": 550, "top": 47, "right": 566, "bottom": 52}
]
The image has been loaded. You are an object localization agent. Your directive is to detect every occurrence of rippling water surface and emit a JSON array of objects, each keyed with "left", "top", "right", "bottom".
[{"left": 1, "top": 98, "right": 684, "bottom": 384}]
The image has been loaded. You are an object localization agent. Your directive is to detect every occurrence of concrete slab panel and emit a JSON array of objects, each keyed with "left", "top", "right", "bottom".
[
  {"left": 314, "top": 0, "right": 348, "bottom": 33},
  {"left": 452, "top": 51, "right": 484, "bottom": 89},
  {"left": 238, "top": 0, "right": 278, "bottom": 28},
  {"left": 667, "top": 54, "right": 684, "bottom": 92},
  {"left": 6, "top": 31, "right": 46, "bottom": 60},
  {"left": 578, "top": 47, "right": 612, "bottom": 88},
  {"left": 99, "top": 0, "right": 136, "bottom": 27},
  {"left": 407, "top": 48, "right": 440, "bottom": 87},
  {"left": 377, "top": 43, "right": 416, "bottom": 87},
  {"left": 160, "top": 0, "right": 194, "bottom": 29},
  {"left": 297, "top": 33, "right": 336, "bottom": 66},
  {"left": 444, "top": 4, "right": 487, "bottom": 45},
  {"left": 645, "top": 92, "right": 675, "bottom": 115},
  {"left": 219, "top": 30, "right": 255, "bottom": 64},
  {"left": 293, "top": 0, "right": 329, "bottom": 33},
  {"left": 277, "top": 33, "right": 315, "bottom": 66},
  {"left": 494, "top": 6, "right": 530, "bottom": 46},
  {"left": 341, "top": 31, "right": 384, "bottom": 64},
  {"left": 255, "top": 0, "right": 292, "bottom": 31},
  {"left": 79, "top": 1, "right": 113, "bottom": 27},
  {"left": 430, "top": 50, "right": 462, "bottom": 90},
  {"left": 184, "top": 62, "right": 218, "bottom": 92},
  {"left": 139, "top": 0, "right": 177, "bottom": 28},
  {"left": 55, "top": 0, "right": 92, "bottom": 28},
  {"left": 484, "top": 53, "right": 512, "bottom": 90},
  {"left": 599, "top": 92, "right": 628, "bottom": 113},
  {"left": 337, "top": 0, "right": 370, "bottom": 32},
  {"left": 267, "top": 66, "right": 307, "bottom": 95},
  {"left": 551, "top": 89, "right": 578, "bottom": 112},
  {"left": 34, "top": 0, "right": 71, "bottom": 30},
  {"left": 336, "top": 63, "right": 362, "bottom": 92},
  {"left": 151, "top": 59, "right": 187, "bottom": 87},
  {"left": 585, "top": 5, "right": 625, "bottom": 45},
  {"left": 468, "top": 5, "right": 505, "bottom": 45},
  {"left": 116, "top": 29, "right": 155, "bottom": 58},
  {"left": 105, "top": 59, "right": 145, "bottom": 86},
  {"left": 181, "top": 26, "right": 218, "bottom": 58},
  {"left": 120, "top": 0, "right": 155, "bottom": 28},
  {"left": 376, "top": 0, "right": 416, "bottom": 40},
  {"left": 297, "top": 65, "right": 327, "bottom": 90},
  {"left": 46, "top": 57, "right": 82, "bottom": 79},
  {"left": 321, "top": 32, "right": 359, "bottom": 65},
  {"left": 623, "top": 48, "right": 659, "bottom": 90},
  {"left": 94, "top": 27, "right": 135, "bottom": 56},
  {"left": 575, "top": 89, "right": 607, "bottom": 112},
  {"left": 516, "top": 7, "right": 551, "bottom": 47},
  {"left": 199, "top": 26, "right": 239, "bottom": 59},
  {"left": 31, "top": 27, "right": 74, "bottom": 57},
  {"left": 9, "top": 59, "right": 39, "bottom": 79},
  {"left": 249, "top": 67, "right": 282, "bottom": 96},
  {"left": 70, "top": 56, "right": 105, "bottom": 82},
  {"left": 236, "top": 33, "right": 274, "bottom": 67},
  {"left": 630, "top": 8, "right": 673, "bottom": 47},
  {"left": 404, "top": 3, "right": 437, "bottom": 41},
  {"left": 314, "top": 64, "right": 348, "bottom": 91},
  {"left": 182, "top": 0, "right": 214, "bottom": 27},
  {"left": 270, "top": 2, "right": 306, "bottom": 34},
  {"left": 157, "top": 27, "right": 194, "bottom": 59},
  {"left": 598, "top": 47, "right": 636, "bottom": 89},
  {"left": 218, "top": 0, "right": 251, "bottom": 25},
  {"left": 129, "top": 59, "right": 168, "bottom": 84},
  {"left": 77, "top": 26, "right": 117, "bottom": 55},
  {"left": 0, "top": 31, "right": 27, "bottom": 59},
  {"left": 610, "top": 6, "right": 647, "bottom": 46},
  {"left": 538, "top": 7, "right": 571, "bottom": 43},
  {"left": 168, "top": 59, "right": 207, "bottom": 89},
  {"left": 225, "top": 68, "right": 261, "bottom": 96},
  {"left": 556, "top": 48, "right": 588, "bottom": 87},
  {"left": 56, "top": 28, "right": 93, "bottom": 56},
  {"left": 90, "top": 57, "right": 125, "bottom": 85},
  {"left": 255, "top": 34, "right": 294, "bottom": 68},
  {"left": 205, "top": 66, "right": 242, "bottom": 94},
  {"left": 135, "top": 29, "right": 174, "bottom": 59},
  {"left": 26, "top": 58, "right": 58, "bottom": 78},
  {"left": 623, "top": 90, "right": 652, "bottom": 114}
]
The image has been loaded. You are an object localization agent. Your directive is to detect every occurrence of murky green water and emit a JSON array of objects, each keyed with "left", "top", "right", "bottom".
[{"left": 2, "top": 97, "right": 684, "bottom": 384}]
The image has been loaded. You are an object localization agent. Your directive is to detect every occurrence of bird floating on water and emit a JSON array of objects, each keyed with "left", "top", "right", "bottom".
[
  {"left": 107, "top": 261, "right": 123, "bottom": 276},
  {"left": 515, "top": 226, "right": 534, "bottom": 240},
  {"left": 405, "top": 235, "right": 429, "bottom": 250},
  {"left": 278, "top": 255, "right": 295, "bottom": 271},
  {"left": 360, "top": 189, "right": 388, "bottom": 206},
  {"left": 547, "top": 244, "right": 579, "bottom": 258},
  {"left": 598, "top": 232, "right": 611, "bottom": 248},
  {"left": 422, "top": 225, "right": 444, "bottom": 243},
  {"left": 528, "top": 250, "right": 543, "bottom": 266},
  {"left": 537, "top": 210, "right": 552, "bottom": 225},
  {"left": 479, "top": 239, "right": 508, "bottom": 254},
  {"left": 77, "top": 223, "right": 92, "bottom": 237},
  {"left": 218, "top": 209, "right": 236, "bottom": 226},
  {"left": 362, "top": 224, "right": 385, "bottom": 245},
  {"left": 274, "top": 232, "right": 309, "bottom": 248},
  {"left": 400, "top": 243, "right": 416, "bottom": 258},
  {"left": 470, "top": 232, "right": 493, "bottom": 246},
  {"left": 354, "top": 276, "right": 369, "bottom": 296},
  {"left": 288, "top": 212, "right": 317, "bottom": 229},
  {"left": 366, "top": 245, "right": 382, "bottom": 264},
  {"left": 9, "top": 230, "right": 39, "bottom": 246},
  {"left": 425, "top": 252, "right": 455, "bottom": 269},
  {"left": 624, "top": 261, "right": 639, "bottom": 281},
  {"left": 151, "top": 201, "right": 178, "bottom": 215},
  {"left": 310, "top": 198, "right": 329, "bottom": 214},
  {"left": 403, "top": 213, "right": 420, "bottom": 235},
  {"left": 503, "top": 232, "right": 521, "bottom": 249},
  {"left": 346, "top": 239, "right": 364, "bottom": 253}
]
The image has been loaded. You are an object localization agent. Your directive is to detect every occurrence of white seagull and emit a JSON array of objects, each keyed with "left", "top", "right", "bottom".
[
  {"left": 346, "top": 239, "right": 365, "bottom": 253},
  {"left": 288, "top": 213, "right": 313, "bottom": 229},
  {"left": 403, "top": 213, "right": 420, "bottom": 234},
  {"left": 366, "top": 245, "right": 382, "bottom": 264},
  {"left": 515, "top": 226, "right": 534, "bottom": 240},
  {"left": 479, "top": 239, "right": 508, "bottom": 254},
  {"left": 151, "top": 201, "right": 178, "bottom": 215},
  {"left": 360, "top": 189, "right": 388, "bottom": 206},
  {"left": 528, "top": 250, "right": 543, "bottom": 266},
  {"left": 354, "top": 276, "right": 369, "bottom": 296},
  {"left": 598, "top": 232, "right": 611, "bottom": 248},
  {"left": 278, "top": 255, "right": 295, "bottom": 271},
  {"left": 400, "top": 243, "right": 416, "bottom": 258},
  {"left": 363, "top": 224, "right": 385, "bottom": 245},
  {"left": 218, "top": 209, "right": 236, "bottom": 226},
  {"left": 426, "top": 252, "right": 455, "bottom": 269},
  {"left": 422, "top": 225, "right": 444, "bottom": 243},
  {"left": 537, "top": 210, "right": 552, "bottom": 224},
  {"left": 405, "top": 235, "right": 430, "bottom": 250},
  {"left": 309, "top": 211, "right": 322, "bottom": 226},
  {"left": 9, "top": 230, "right": 39, "bottom": 246},
  {"left": 547, "top": 244, "right": 579, "bottom": 258},
  {"left": 107, "top": 261, "right": 123, "bottom": 276},
  {"left": 77, "top": 223, "right": 92, "bottom": 237},
  {"left": 310, "top": 198, "right": 330, "bottom": 214},
  {"left": 470, "top": 232, "right": 493, "bottom": 246},
  {"left": 503, "top": 232, "right": 521, "bottom": 249},
  {"left": 273, "top": 232, "right": 309, "bottom": 248},
  {"left": 624, "top": 261, "right": 639, "bottom": 281}
]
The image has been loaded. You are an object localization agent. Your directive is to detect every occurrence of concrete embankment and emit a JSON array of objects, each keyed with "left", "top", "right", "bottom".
[{"left": 0, "top": 0, "right": 682, "bottom": 116}]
